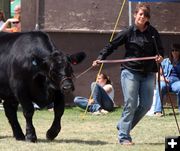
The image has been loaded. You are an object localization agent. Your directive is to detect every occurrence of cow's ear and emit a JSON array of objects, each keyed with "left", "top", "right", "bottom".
[{"left": 67, "top": 52, "right": 86, "bottom": 65}]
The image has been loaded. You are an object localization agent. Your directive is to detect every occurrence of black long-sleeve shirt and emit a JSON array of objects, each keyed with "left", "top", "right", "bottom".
[{"left": 97, "top": 24, "right": 164, "bottom": 73}]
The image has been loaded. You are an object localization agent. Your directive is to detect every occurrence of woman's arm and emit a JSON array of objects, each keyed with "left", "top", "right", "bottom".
[
  {"left": 0, "top": 18, "right": 19, "bottom": 32},
  {"left": 156, "top": 69, "right": 169, "bottom": 83}
]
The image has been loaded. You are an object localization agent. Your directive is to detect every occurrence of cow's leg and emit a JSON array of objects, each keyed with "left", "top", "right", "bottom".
[
  {"left": 20, "top": 100, "right": 37, "bottom": 142},
  {"left": 46, "top": 91, "right": 64, "bottom": 140},
  {"left": 14, "top": 86, "right": 37, "bottom": 142},
  {"left": 3, "top": 100, "right": 25, "bottom": 140},
  {"left": 11, "top": 79, "right": 37, "bottom": 142}
]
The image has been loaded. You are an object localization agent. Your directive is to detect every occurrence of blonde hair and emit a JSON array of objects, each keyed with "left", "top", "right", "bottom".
[
  {"left": 14, "top": 14, "right": 21, "bottom": 21},
  {"left": 14, "top": 5, "right": 21, "bottom": 14}
]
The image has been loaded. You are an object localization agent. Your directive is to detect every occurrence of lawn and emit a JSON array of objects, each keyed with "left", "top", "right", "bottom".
[{"left": 0, "top": 107, "right": 179, "bottom": 151}]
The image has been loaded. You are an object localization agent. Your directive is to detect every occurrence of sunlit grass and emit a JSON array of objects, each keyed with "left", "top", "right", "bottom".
[{"left": 0, "top": 107, "right": 179, "bottom": 151}]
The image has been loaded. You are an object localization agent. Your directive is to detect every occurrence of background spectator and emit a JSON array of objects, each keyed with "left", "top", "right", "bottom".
[
  {"left": 74, "top": 73, "right": 115, "bottom": 115},
  {"left": 154, "top": 43, "right": 180, "bottom": 116},
  {"left": 0, "top": 5, "right": 21, "bottom": 32},
  {"left": 0, "top": 10, "right": 5, "bottom": 27}
]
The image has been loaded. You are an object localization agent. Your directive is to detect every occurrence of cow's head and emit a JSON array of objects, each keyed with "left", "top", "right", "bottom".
[{"left": 41, "top": 50, "right": 86, "bottom": 93}]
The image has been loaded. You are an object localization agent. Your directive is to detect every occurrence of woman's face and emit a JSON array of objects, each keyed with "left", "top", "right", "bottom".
[
  {"left": 134, "top": 9, "right": 149, "bottom": 28},
  {"left": 172, "top": 50, "right": 180, "bottom": 60},
  {"left": 14, "top": 6, "right": 21, "bottom": 15},
  {"left": 97, "top": 74, "right": 107, "bottom": 86}
]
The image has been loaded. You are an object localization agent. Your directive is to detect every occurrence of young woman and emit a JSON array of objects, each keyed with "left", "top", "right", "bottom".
[
  {"left": 92, "top": 3, "right": 164, "bottom": 145},
  {"left": 74, "top": 73, "right": 115, "bottom": 114},
  {"left": 154, "top": 43, "right": 180, "bottom": 116}
]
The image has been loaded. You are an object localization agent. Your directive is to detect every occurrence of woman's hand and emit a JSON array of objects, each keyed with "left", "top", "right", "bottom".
[
  {"left": 155, "top": 55, "right": 163, "bottom": 63},
  {"left": 160, "top": 76, "right": 169, "bottom": 83},
  {"left": 92, "top": 60, "right": 101, "bottom": 67},
  {"left": 88, "top": 99, "right": 94, "bottom": 105}
]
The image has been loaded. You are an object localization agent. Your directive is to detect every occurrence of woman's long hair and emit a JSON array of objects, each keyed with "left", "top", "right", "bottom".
[
  {"left": 169, "top": 51, "right": 180, "bottom": 63},
  {"left": 0, "top": 11, "right": 5, "bottom": 22},
  {"left": 100, "top": 73, "right": 112, "bottom": 85}
]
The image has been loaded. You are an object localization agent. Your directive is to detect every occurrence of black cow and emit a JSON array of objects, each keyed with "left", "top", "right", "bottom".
[{"left": 0, "top": 31, "right": 85, "bottom": 142}]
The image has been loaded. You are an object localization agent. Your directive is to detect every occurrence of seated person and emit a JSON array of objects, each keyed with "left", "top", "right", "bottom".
[
  {"left": 0, "top": 11, "right": 5, "bottom": 27},
  {"left": 0, "top": 5, "right": 21, "bottom": 32},
  {"left": 154, "top": 43, "right": 180, "bottom": 116},
  {"left": 74, "top": 73, "right": 115, "bottom": 114}
]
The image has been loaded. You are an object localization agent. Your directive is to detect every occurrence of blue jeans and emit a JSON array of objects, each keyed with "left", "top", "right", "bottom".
[
  {"left": 154, "top": 80, "right": 180, "bottom": 113},
  {"left": 117, "top": 69, "right": 155, "bottom": 142},
  {"left": 74, "top": 82, "right": 114, "bottom": 112}
]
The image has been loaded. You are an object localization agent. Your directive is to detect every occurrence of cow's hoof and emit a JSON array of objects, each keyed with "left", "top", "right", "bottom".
[
  {"left": 46, "top": 129, "right": 59, "bottom": 140},
  {"left": 25, "top": 134, "right": 37, "bottom": 143},
  {"left": 16, "top": 135, "right": 25, "bottom": 141},
  {"left": 14, "top": 132, "right": 25, "bottom": 141}
]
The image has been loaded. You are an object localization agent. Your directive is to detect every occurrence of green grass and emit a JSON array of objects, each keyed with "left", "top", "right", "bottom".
[{"left": 0, "top": 107, "right": 180, "bottom": 151}]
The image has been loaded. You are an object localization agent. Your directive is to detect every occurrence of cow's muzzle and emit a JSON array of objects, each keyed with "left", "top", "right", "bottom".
[{"left": 60, "top": 77, "right": 74, "bottom": 93}]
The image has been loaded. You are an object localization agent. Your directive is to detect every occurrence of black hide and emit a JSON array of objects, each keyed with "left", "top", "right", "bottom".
[{"left": 0, "top": 31, "right": 83, "bottom": 142}]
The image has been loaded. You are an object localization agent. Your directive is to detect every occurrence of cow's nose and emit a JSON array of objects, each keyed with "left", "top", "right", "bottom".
[
  {"left": 62, "top": 84, "right": 74, "bottom": 92},
  {"left": 63, "top": 85, "right": 72, "bottom": 90}
]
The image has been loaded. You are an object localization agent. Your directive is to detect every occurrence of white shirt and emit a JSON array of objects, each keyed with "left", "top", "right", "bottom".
[
  {"left": 103, "top": 84, "right": 114, "bottom": 101},
  {"left": 0, "top": 20, "right": 4, "bottom": 28}
]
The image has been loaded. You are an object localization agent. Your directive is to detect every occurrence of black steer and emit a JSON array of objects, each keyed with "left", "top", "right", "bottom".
[{"left": 0, "top": 31, "right": 85, "bottom": 142}]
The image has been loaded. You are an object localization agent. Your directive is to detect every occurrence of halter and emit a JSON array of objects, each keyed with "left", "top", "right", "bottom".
[
  {"left": 48, "top": 69, "right": 74, "bottom": 88},
  {"left": 59, "top": 76, "right": 73, "bottom": 86}
]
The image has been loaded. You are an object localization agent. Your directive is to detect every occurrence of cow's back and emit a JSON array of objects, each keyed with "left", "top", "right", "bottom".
[{"left": 0, "top": 31, "right": 54, "bottom": 54}]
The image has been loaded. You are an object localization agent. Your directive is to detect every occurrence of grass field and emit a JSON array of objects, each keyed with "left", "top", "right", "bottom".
[{"left": 0, "top": 107, "right": 180, "bottom": 151}]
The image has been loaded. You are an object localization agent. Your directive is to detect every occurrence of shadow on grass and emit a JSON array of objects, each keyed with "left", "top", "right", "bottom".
[
  {"left": 0, "top": 136, "right": 165, "bottom": 146},
  {"left": 37, "top": 138, "right": 164, "bottom": 146},
  {"left": 164, "top": 112, "right": 180, "bottom": 116},
  {"left": 37, "top": 138, "right": 109, "bottom": 145},
  {"left": 0, "top": 135, "right": 12, "bottom": 139},
  {"left": 141, "top": 142, "right": 164, "bottom": 145},
  {"left": 0, "top": 135, "right": 108, "bottom": 145}
]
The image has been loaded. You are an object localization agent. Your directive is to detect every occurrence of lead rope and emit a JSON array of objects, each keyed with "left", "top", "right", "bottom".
[
  {"left": 81, "top": 0, "right": 127, "bottom": 120},
  {"left": 75, "top": 56, "right": 156, "bottom": 80},
  {"left": 75, "top": 66, "right": 94, "bottom": 79}
]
